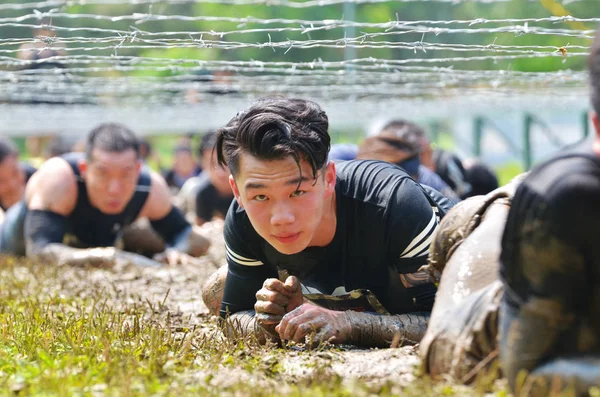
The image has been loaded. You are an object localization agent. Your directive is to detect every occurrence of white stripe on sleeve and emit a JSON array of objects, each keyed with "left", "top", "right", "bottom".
[
  {"left": 226, "top": 243, "right": 264, "bottom": 266},
  {"left": 399, "top": 209, "right": 438, "bottom": 259}
]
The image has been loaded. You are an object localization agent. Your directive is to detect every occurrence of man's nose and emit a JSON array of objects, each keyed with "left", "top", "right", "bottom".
[
  {"left": 106, "top": 179, "right": 122, "bottom": 194},
  {"left": 270, "top": 201, "right": 295, "bottom": 226}
]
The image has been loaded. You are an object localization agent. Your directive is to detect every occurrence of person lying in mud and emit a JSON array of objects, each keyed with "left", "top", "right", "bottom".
[
  {"left": 422, "top": 31, "right": 600, "bottom": 396},
  {"left": 0, "top": 122, "right": 209, "bottom": 267},
  {"left": 0, "top": 137, "right": 36, "bottom": 213},
  {"left": 204, "top": 96, "right": 455, "bottom": 347},
  {"left": 419, "top": 174, "right": 522, "bottom": 382}
]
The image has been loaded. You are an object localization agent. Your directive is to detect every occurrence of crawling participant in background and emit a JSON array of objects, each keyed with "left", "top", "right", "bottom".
[{"left": 0, "top": 122, "right": 209, "bottom": 267}]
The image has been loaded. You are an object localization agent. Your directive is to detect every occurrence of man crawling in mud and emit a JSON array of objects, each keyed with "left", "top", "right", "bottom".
[
  {"left": 422, "top": 30, "right": 600, "bottom": 396},
  {"left": 204, "top": 96, "right": 454, "bottom": 347},
  {"left": 0, "top": 122, "right": 209, "bottom": 266}
]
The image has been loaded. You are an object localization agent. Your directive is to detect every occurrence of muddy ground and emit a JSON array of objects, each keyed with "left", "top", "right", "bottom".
[{"left": 6, "top": 219, "right": 502, "bottom": 394}]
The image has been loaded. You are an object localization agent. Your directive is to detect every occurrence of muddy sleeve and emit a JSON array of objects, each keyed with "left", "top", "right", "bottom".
[
  {"left": 219, "top": 202, "right": 277, "bottom": 318},
  {"left": 500, "top": 172, "right": 600, "bottom": 390}
]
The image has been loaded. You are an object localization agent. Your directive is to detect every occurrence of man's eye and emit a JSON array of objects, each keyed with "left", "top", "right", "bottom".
[
  {"left": 290, "top": 190, "right": 305, "bottom": 198},
  {"left": 253, "top": 195, "right": 268, "bottom": 202}
]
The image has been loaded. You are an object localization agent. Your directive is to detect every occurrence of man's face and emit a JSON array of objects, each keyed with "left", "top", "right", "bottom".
[
  {"left": 79, "top": 148, "right": 141, "bottom": 215},
  {"left": 0, "top": 154, "right": 25, "bottom": 202},
  {"left": 173, "top": 150, "right": 197, "bottom": 176},
  {"left": 230, "top": 153, "right": 336, "bottom": 255}
]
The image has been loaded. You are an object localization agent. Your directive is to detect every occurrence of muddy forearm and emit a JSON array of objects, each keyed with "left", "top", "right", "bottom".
[
  {"left": 32, "top": 244, "right": 118, "bottom": 267},
  {"left": 344, "top": 311, "right": 430, "bottom": 348},
  {"left": 33, "top": 244, "right": 161, "bottom": 267},
  {"left": 499, "top": 299, "right": 567, "bottom": 391},
  {"left": 222, "top": 310, "right": 278, "bottom": 345}
]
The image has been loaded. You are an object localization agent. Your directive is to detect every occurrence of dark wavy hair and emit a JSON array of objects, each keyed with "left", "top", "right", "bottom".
[
  {"left": 590, "top": 29, "right": 600, "bottom": 115},
  {"left": 216, "top": 97, "right": 330, "bottom": 179},
  {"left": 86, "top": 123, "right": 140, "bottom": 161}
]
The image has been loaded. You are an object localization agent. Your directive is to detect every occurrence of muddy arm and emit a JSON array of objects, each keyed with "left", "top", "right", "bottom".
[
  {"left": 225, "top": 308, "right": 429, "bottom": 348},
  {"left": 499, "top": 175, "right": 598, "bottom": 394},
  {"left": 222, "top": 310, "right": 277, "bottom": 345},
  {"left": 344, "top": 311, "right": 430, "bottom": 348},
  {"left": 499, "top": 299, "right": 565, "bottom": 390},
  {"left": 33, "top": 243, "right": 162, "bottom": 267}
]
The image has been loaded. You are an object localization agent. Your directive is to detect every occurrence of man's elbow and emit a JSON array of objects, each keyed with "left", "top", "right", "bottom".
[{"left": 219, "top": 309, "right": 261, "bottom": 340}]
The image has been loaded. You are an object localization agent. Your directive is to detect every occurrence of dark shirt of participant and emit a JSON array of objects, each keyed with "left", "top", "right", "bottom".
[
  {"left": 499, "top": 137, "right": 600, "bottom": 384},
  {"left": 433, "top": 149, "right": 472, "bottom": 199},
  {"left": 463, "top": 159, "right": 499, "bottom": 198},
  {"left": 417, "top": 165, "right": 460, "bottom": 202},
  {"left": 220, "top": 160, "right": 454, "bottom": 318}
]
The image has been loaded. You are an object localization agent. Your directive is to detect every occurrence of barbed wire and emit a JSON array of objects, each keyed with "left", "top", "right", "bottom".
[
  {"left": 0, "top": 0, "right": 591, "bottom": 13},
  {"left": 1, "top": 22, "right": 596, "bottom": 43},
  {"left": 0, "top": 40, "right": 590, "bottom": 57},
  {"left": 0, "top": 0, "right": 517, "bottom": 13},
  {"left": 1, "top": 51, "right": 588, "bottom": 71},
  {"left": 0, "top": 0, "right": 594, "bottom": 128},
  {"left": 4, "top": 12, "right": 600, "bottom": 30}
]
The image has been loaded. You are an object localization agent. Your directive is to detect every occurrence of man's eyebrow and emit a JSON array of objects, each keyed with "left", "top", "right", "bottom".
[
  {"left": 285, "top": 176, "right": 311, "bottom": 186},
  {"left": 245, "top": 176, "right": 312, "bottom": 190},
  {"left": 245, "top": 182, "right": 266, "bottom": 190}
]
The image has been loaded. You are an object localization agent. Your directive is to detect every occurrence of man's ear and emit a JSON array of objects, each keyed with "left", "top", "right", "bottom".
[
  {"left": 323, "top": 161, "right": 336, "bottom": 197},
  {"left": 229, "top": 174, "right": 243, "bottom": 208}
]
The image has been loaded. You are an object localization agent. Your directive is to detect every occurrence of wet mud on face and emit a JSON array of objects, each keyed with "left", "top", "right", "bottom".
[{"left": 0, "top": 219, "right": 505, "bottom": 394}]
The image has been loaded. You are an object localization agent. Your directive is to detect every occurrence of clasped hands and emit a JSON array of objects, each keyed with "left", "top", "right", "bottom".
[{"left": 254, "top": 276, "right": 351, "bottom": 345}]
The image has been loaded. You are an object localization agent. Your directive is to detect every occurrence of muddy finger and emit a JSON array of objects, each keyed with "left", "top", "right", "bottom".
[
  {"left": 263, "top": 278, "right": 292, "bottom": 296},
  {"left": 254, "top": 300, "right": 286, "bottom": 317},
  {"left": 255, "top": 289, "right": 290, "bottom": 306}
]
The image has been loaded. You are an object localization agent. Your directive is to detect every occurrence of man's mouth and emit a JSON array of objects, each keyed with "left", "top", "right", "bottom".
[
  {"left": 273, "top": 232, "right": 301, "bottom": 244},
  {"left": 106, "top": 200, "right": 121, "bottom": 209}
]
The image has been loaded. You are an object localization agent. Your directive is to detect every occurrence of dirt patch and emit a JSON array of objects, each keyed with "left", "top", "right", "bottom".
[{"left": 0, "top": 219, "right": 464, "bottom": 392}]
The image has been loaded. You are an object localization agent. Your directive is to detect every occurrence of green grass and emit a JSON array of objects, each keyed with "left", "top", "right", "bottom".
[
  {"left": 495, "top": 161, "right": 525, "bottom": 187},
  {"left": 0, "top": 256, "right": 513, "bottom": 396}
]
